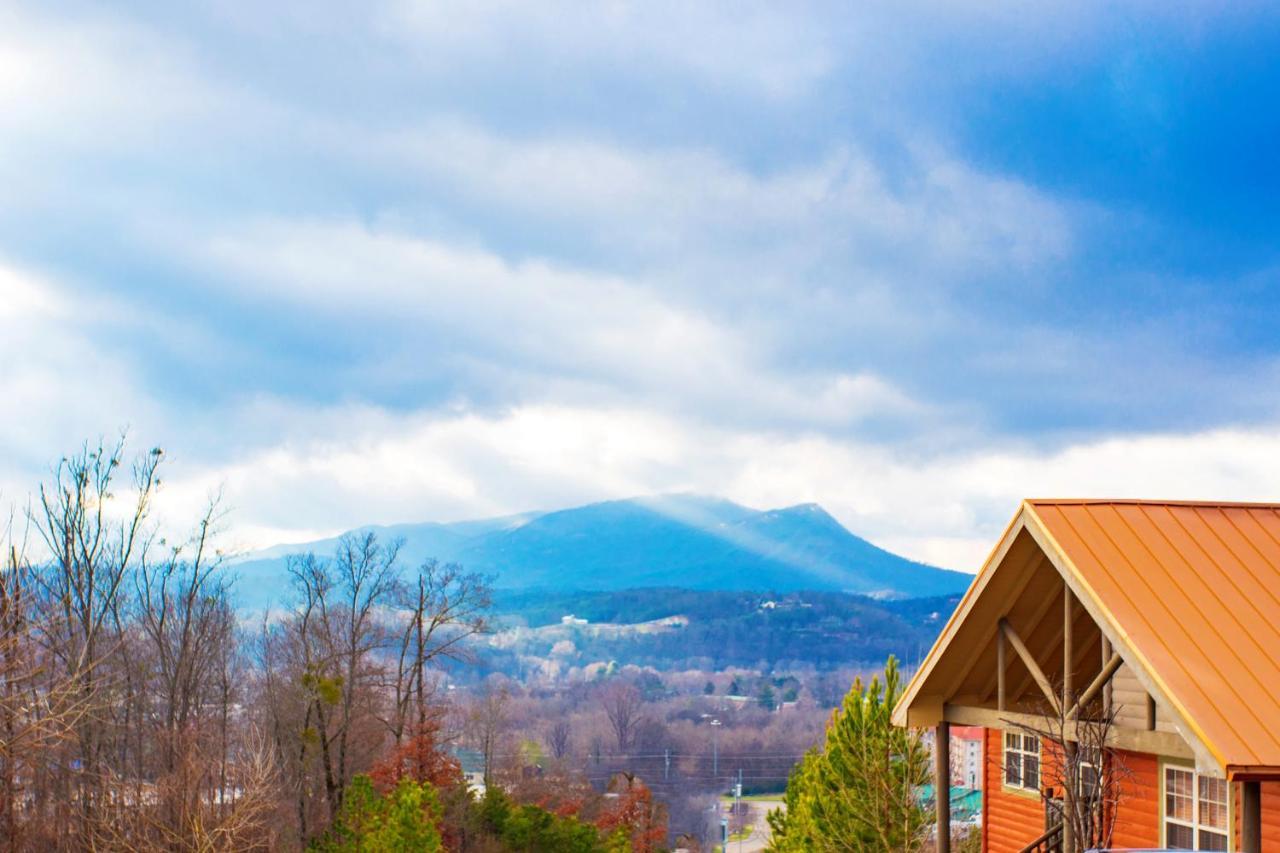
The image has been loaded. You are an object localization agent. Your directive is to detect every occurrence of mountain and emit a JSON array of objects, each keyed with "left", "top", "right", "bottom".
[
  {"left": 230, "top": 494, "right": 972, "bottom": 608},
  {"left": 482, "top": 588, "right": 964, "bottom": 673}
]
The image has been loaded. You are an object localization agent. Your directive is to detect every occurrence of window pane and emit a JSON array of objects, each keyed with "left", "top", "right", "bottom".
[
  {"left": 1005, "top": 752, "right": 1020, "bottom": 786},
  {"left": 1023, "top": 734, "right": 1038, "bottom": 752},
  {"left": 1199, "top": 776, "right": 1227, "bottom": 803},
  {"left": 1166, "top": 790, "right": 1192, "bottom": 822},
  {"left": 1199, "top": 799, "right": 1226, "bottom": 831},
  {"left": 1023, "top": 755, "right": 1039, "bottom": 790},
  {"left": 1081, "top": 765, "right": 1099, "bottom": 799},
  {"left": 1198, "top": 828, "right": 1228, "bottom": 851},
  {"left": 1166, "top": 767, "right": 1192, "bottom": 797},
  {"left": 1165, "top": 823, "right": 1193, "bottom": 849},
  {"left": 1005, "top": 731, "right": 1018, "bottom": 749}
]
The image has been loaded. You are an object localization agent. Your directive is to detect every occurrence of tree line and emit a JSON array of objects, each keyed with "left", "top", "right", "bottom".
[{"left": 0, "top": 438, "right": 665, "bottom": 850}]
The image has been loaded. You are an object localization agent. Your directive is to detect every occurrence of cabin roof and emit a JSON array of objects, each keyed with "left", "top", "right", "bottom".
[{"left": 893, "top": 499, "right": 1280, "bottom": 778}]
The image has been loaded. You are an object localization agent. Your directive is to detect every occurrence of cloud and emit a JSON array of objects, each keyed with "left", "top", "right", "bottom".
[
  {"left": 146, "top": 399, "right": 1280, "bottom": 572},
  {"left": 0, "top": 0, "right": 1278, "bottom": 577},
  {"left": 189, "top": 218, "right": 928, "bottom": 432},
  {"left": 0, "top": 262, "right": 163, "bottom": 491},
  {"left": 380, "top": 120, "right": 1074, "bottom": 282},
  {"left": 380, "top": 0, "right": 836, "bottom": 99}
]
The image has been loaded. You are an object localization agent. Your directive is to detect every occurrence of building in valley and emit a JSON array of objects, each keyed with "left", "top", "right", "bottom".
[{"left": 893, "top": 500, "right": 1280, "bottom": 852}]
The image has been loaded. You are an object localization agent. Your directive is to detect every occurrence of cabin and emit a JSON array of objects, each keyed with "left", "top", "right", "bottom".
[{"left": 892, "top": 500, "right": 1280, "bottom": 852}]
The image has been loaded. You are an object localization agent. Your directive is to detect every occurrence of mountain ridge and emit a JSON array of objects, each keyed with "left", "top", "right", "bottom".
[{"left": 230, "top": 494, "right": 972, "bottom": 607}]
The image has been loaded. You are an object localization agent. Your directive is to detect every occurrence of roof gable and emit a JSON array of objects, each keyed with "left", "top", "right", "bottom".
[
  {"left": 894, "top": 499, "right": 1280, "bottom": 779},
  {"left": 1028, "top": 500, "right": 1280, "bottom": 774}
]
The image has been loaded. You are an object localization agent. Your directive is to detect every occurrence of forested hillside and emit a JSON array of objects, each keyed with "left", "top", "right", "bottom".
[{"left": 485, "top": 588, "right": 961, "bottom": 673}]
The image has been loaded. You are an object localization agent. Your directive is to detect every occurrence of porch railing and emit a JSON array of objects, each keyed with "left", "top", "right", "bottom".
[{"left": 1019, "top": 823, "right": 1063, "bottom": 853}]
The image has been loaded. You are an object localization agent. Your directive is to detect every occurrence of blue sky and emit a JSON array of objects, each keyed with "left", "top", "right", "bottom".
[{"left": 3, "top": 1, "right": 1280, "bottom": 568}]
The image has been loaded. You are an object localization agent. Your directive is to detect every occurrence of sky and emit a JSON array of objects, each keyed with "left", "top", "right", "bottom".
[{"left": 3, "top": 1, "right": 1280, "bottom": 570}]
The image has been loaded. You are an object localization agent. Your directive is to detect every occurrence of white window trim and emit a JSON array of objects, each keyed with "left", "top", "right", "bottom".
[
  {"left": 1002, "top": 730, "right": 1041, "bottom": 793},
  {"left": 1161, "top": 762, "right": 1232, "bottom": 851}
]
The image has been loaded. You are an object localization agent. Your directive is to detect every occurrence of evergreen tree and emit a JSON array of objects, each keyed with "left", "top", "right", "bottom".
[
  {"left": 767, "top": 656, "right": 930, "bottom": 852},
  {"left": 314, "top": 775, "right": 443, "bottom": 852}
]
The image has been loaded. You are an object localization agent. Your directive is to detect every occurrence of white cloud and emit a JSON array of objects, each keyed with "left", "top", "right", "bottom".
[
  {"left": 191, "top": 218, "right": 926, "bottom": 431},
  {"left": 381, "top": 121, "right": 1074, "bottom": 281},
  {"left": 0, "top": 262, "right": 161, "bottom": 485},
  {"left": 381, "top": 0, "right": 835, "bottom": 98},
  {"left": 147, "top": 398, "right": 1280, "bottom": 572},
  {"left": 0, "top": 7, "right": 241, "bottom": 149}
]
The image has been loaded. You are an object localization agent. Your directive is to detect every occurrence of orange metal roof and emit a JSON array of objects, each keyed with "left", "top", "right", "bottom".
[{"left": 1025, "top": 499, "right": 1280, "bottom": 775}]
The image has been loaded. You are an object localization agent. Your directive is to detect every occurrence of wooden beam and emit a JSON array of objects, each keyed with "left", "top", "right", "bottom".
[
  {"left": 1006, "top": 591, "right": 1101, "bottom": 718},
  {"left": 1242, "top": 780, "right": 1261, "bottom": 853},
  {"left": 1069, "top": 652, "right": 1123, "bottom": 719},
  {"left": 999, "top": 618, "right": 1060, "bottom": 715},
  {"left": 1101, "top": 636, "right": 1113, "bottom": 716},
  {"left": 935, "top": 723, "right": 950, "bottom": 853},
  {"left": 1063, "top": 581, "right": 1073, "bottom": 706},
  {"left": 942, "top": 703, "right": 1196, "bottom": 760},
  {"left": 905, "top": 695, "right": 944, "bottom": 728},
  {"left": 1002, "top": 578, "right": 1070, "bottom": 705},
  {"left": 975, "top": 552, "right": 1055, "bottom": 702},
  {"left": 893, "top": 515, "right": 1032, "bottom": 729},
  {"left": 963, "top": 545, "right": 1048, "bottom": 703},
  {"left": 997, "top": 624, "right": 1006, "bottom": 712}
]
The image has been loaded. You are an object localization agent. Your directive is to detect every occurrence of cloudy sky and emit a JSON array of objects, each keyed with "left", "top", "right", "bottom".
[{"left": 3, "top": 1, "right": 1280, "bottom": 569}]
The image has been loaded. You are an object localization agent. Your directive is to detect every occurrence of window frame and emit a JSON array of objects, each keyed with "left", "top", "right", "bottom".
[
  {"left": 1161, "top": 761, "right": 1231, "bottom": 851},
  {"left": 1002, "top": 730, "right": 1041, "bottom": 794}
]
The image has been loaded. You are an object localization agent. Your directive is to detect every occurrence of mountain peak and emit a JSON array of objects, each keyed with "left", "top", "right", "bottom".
[{"left": 232, "top": 495, "right": 971, "bottom": 608}]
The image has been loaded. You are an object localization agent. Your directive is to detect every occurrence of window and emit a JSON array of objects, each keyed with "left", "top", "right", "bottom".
[
  {"left": 1003, "top": 731, "right": 1040, "bottom": 791},
  {"left": 1079, "top": 759, "right": 1100, "bottom": 801},
  {"left": 1164, "top": 765, "right": 1229, "bottom": 850}
]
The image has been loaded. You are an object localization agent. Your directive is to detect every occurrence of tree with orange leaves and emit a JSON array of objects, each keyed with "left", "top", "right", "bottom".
[
  {"left": 594, "top": 772, "right": 668, "bottom": 853},
  {"left": 368, "top": 719, "right": 463, "bottom": 793}
]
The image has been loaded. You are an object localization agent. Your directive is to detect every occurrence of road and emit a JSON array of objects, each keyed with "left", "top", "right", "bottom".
[{"left": 724, "top": 798, "right": 784, "bottom": 853}]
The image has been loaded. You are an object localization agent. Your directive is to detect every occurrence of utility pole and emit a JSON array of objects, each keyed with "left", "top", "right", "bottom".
[
  {"left": 711, "top": 718, "right": 721, "bottom": 776},
  {"left": 735, "top": 770, "right": 743, "bottom": 852}
]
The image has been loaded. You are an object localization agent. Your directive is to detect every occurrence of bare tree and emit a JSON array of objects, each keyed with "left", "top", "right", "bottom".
[
  {"left": 263, "top": 532, "right": 401, "bottom": 844},
  {"left": 546, "top": 719, "right": 572, "bottom": 762},
  {"left": 388, "top": 559, "right": 491, "bottom": 744},
  {"left": 467, "top": 681, "right": 511, "bottom": 785},
  {"left": 134, "top": 498, "right": 239, "bottom": 829},
  {"left": 1010, "top": 691, "right": 1130, "bottom": 853},
  {"left": 600, "top": 682, "right": 646, "bottom": 754},
  {"left": 28, "top": 440, "right": 161, "bottom": 846}
]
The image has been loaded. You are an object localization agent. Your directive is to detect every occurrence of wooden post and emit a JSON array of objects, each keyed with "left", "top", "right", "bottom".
[
  {"left": 1062, "top": 583, "right": 1076, "bottom": 853},
  {"left": 1101, "top": 636, "right": 1113, "bottom": 716},
  {"left": 935, "top": 722, "right": 950, "bottom": 853},
  {"left": 997, "top": 624, "right": 1006, "bottom": 712},
  {"left": 1242, "top": 780, "right": 1262, "bottom": 853},
  {"left": 1063, "top": 582, "right": 1073, "bottom": 702}
]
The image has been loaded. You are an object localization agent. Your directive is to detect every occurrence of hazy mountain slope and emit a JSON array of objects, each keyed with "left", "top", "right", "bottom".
[
  {"left": 230, "top": 495, "right": 971, "bottom": 608},
  {"left": 484, "top": 587, "right": 966, "bottom": 672}
]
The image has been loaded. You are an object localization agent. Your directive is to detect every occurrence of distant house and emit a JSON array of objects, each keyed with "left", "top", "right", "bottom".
[
  {"left": 893, "top": 500, "right": 1280, "bottom": 852},
  {"left": 450, "top": 746, "right": 487, "bottom": 795}
]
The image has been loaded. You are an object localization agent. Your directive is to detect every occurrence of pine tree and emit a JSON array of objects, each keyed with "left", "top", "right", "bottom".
[
  {"left": 768, "top": 656, "right": 930, "bottom": 852},
  {"left": 314, "top": 775, "right": 443, "bottom": 852}
]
